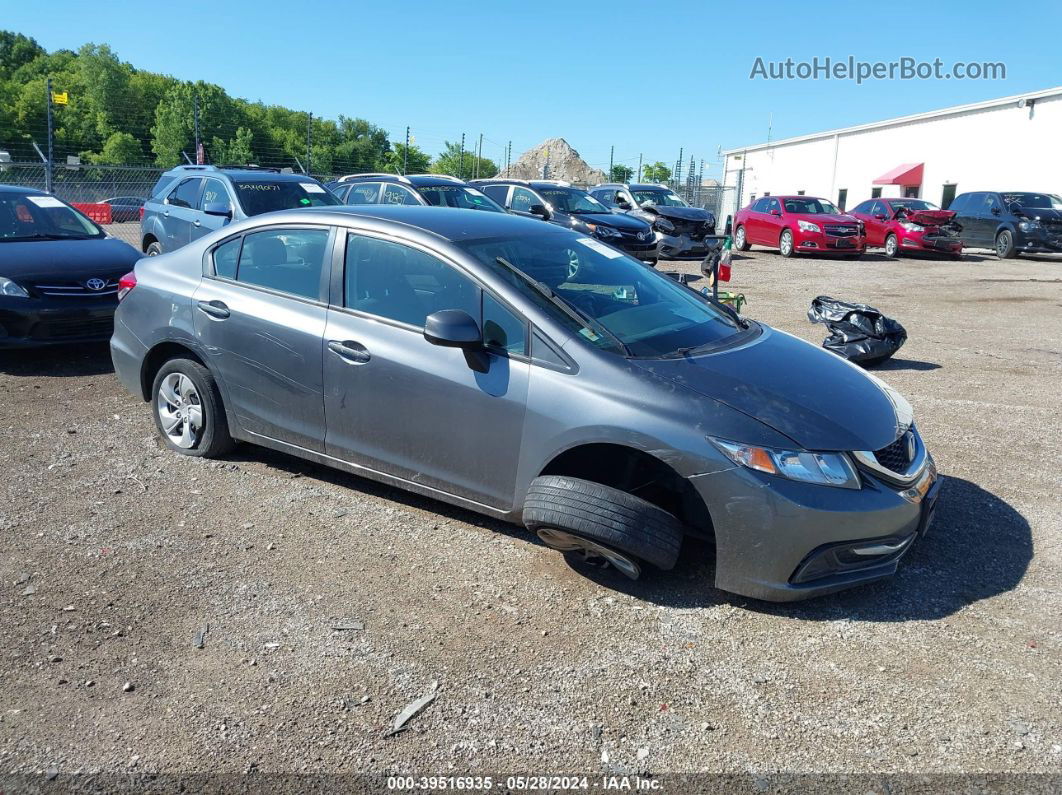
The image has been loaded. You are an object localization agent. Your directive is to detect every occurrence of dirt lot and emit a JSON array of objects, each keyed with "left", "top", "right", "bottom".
[{"left": 1, "top": 246, "right": 1061, "bottom": 782}]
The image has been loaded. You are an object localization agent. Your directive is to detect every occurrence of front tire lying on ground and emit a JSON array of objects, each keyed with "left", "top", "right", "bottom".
[
  {"left": 151, "top": 357, "right": 234, "bottom": 458},
  {"left": 522, "top": 475, "right": 684, "bottom": 578}
]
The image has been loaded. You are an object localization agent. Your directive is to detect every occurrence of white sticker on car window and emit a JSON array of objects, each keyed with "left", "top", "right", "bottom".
[
  {"left": 300, "top": 182, "right": 325, "bottom": 193},
  {"left": 577, "top": 237, "right": 623, "bottom": 258},
  {"left": 465, "top": 188, "right": 485, "bottom": 197},
  {"left": 26, "top": 195, "right": 66, "bottom": 208}
]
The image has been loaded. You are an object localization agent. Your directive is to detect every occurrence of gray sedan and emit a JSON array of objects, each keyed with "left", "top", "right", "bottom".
[{"left": 110, "top": 206, "right": 939, "bottom": 601}]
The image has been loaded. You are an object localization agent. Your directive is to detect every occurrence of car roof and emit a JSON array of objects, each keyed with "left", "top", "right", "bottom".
[
  {"left": 240, "top": 205, "right": 559, "bottom": 242},
  {"left": 0, "top": 184, "right": 46, "bottom": 196},
  {"left": 161, "top": 166, "right": 316, "bottom": 183}
]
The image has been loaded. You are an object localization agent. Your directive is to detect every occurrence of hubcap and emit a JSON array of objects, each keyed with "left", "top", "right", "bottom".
[
  {"left": 886, "top": 237, "right": 896, "bottom": 256},
  {"left": 736, "top": 228, "right": 745, "bottom": 247},
  {"left": 781, "top": 233, "right": 792, "bottom": 255},
  {"left": 156, "top": 372, "right": 203, "bottom": 449},
  {"left": 536, "top": 528, "right": 641, "bottom": 580}
]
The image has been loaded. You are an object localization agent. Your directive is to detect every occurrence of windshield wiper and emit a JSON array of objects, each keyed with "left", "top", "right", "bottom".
[{"left": 493, "top": 257, "right": 633, "bottom": 356}]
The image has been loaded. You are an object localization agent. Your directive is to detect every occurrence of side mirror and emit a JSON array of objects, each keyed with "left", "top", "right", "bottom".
[
  {"left": 991, "top": 206, "right": 1001, "bottom": 216},
  {"left": 528, "top": 204, "right": 551, "bottom": 220},
  {"left": 873, "top": 212, "right": 886, "bottom": 220},
  {"left": 424, "top": 309, "right": 482, "bottom": 349},
  {"left": 770, "top": 209, "right": 782, "bottom": 216},
  {"left": 204, "top": 202, "right": 233, "bottom": 219},
  {"left": 616, "top": 199, "right": 632, "bottom": 210}
]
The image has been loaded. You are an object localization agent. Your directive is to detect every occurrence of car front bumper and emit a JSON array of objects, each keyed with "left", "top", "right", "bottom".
[
  {"left": 690, "top": 456, "right": 940, "bottom": 602},
  {"left": 655, "top": 231, "right": 716, "bottom": 258},
  {"left": 903, "top": 233, "right": 962, "bottom": 253},
  {"left": 1015, "top": 232, "right": 1062, "bottom": 254},
  {"left": 794, "top": 231, "right": 866, "bottom": 254},
  {"left": 0, "top": 298, "right": 117, "bottom": 348}
]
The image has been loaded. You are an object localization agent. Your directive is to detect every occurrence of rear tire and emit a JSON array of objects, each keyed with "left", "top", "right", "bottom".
[
  {"left": 523, "top": 475, "right": 684, "bottom": 572},
  {"left": 146, "top": 241, "right": 163, "bottom": 256},
  {"left": 734, "top": 224, "right": 750, "bottom": 251},
  {"left": 995, "top": 229, "right": 1017, "bottom": 259},
  {"left": 151, "top": 357, "right": 234, "bottom": 458}
]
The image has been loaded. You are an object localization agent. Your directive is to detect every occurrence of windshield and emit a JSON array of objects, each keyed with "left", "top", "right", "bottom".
[
  {"left": 632, "top": 189, "right": 688, "bottom": 208},
  {"left": 0, "top": 192, "right": 104, "bottom": 241},
  {"left": 416, "top": 185, "right": 505, "bottom": 212},
  {"left": 232, "top": 180, "right": 341, "bottom": 216},
  {"left": 539, "top": 187, "right": 610, "bottom": 214},
  {"left": 783, "top": 197, "right": 840, "bottom": 215},
  {"left": 456, "top": 228, "right": 746, "bottom": 357},
  {"left": 890, "top": 199, "right": 938, "bottom": 212},
  {"left": 1002, "top": 192, "right": 1062, "bottom": 210}
]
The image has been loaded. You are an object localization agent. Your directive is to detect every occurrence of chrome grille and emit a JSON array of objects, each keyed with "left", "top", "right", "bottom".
[
  {"left": 824, "top": 224, "right": 859, "bottom": 238},
  {"left": 32, "top": 279, "right": 119, "bottom": 297}
]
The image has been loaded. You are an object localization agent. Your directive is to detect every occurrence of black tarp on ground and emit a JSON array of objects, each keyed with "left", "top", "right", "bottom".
[{"left": 807, "top": 295, "right": 907, "bottom": 367}]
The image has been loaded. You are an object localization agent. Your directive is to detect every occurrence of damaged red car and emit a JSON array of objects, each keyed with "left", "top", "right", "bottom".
[
  {"left": 849, "top": 198, "right": 963, "bottom": 259},
  {"left": 734, "top": 195, "right": 866, "bottom": 258}
]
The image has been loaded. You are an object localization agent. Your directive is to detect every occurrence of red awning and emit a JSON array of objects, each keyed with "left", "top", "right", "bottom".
[{"left": 873, "top": 163, "right": 924, "bottom": 185}]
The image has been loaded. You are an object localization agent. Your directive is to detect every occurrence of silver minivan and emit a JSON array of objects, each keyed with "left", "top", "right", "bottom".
[{"left": 111, "top": 206, "right": 939, "bottom": 602}]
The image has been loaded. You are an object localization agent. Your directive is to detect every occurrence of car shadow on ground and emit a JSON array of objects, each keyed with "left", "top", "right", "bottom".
[{"left": 0, "top": 342, "right": 114, "bottom": 377}]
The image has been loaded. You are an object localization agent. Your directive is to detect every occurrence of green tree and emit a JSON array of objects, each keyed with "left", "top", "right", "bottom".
[
  {"left": 432, "top": 140, "right": 496, "bottom": 180},
  {"left": 151, "top": 81, "right": 242, "bottom": 167},
  {"left": 0, "top": 30, "right": 44, "bottom": 75},
  {"left": 209, "top": 126, "right": 254, "bottom": 165},
  {"left": 380, "top": 142, "right": 431, "bottom": 175},
  {"left": 642, "top": 161, "right": 671, "bottom": 183},
  {"left": 83, "top": 131, "right": 145, "bottom": 164},
  {"left": 609, "top": 164, "right": 633, "bottom": 182}
]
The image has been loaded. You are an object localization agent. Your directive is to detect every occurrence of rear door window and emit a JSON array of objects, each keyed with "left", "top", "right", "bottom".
[
  {"left": 213, "top": 236, "right": 242, "bottom": 279},
  {"left": 235, "top": 228, "right": 330, "bottom": 301},
  {"left": 481, "top": 185, "right": 510, "bottom": 206},
  {"left": 168, "top": 178, "right": 202, "bottom": 209}
]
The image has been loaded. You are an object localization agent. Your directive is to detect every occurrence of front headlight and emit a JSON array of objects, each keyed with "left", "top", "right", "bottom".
[
  {"left": 1019, "top": 220, "right": 1042, "bottom": 232},
  {"left": 797, "top": 220, "right": 820, "bottom": 233},
  {"left": 899, "top": 221, "right": 924, "bottom": 232},
  {"left": 710, "top": 437, "right": 861, "bottom": 489},
  {"left": 588, "top": 223, "right": 621, "bottom": 239},
  {"left": 0, "top": 276, "right": 30, "bottom": 298},
  {"left": 654, "top": 217, "right": 675, "bottom": 234}
]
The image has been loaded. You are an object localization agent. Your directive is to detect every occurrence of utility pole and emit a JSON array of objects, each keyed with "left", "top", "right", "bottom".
[
  {"left": 45, "top": 78, "right": 54, "bottom": 193},
  {"left": 476, "top": 132, "right": 483, "bottom": 179},
  {"left": 609, "top": 145, "right": 614, "bottom": 180},
  {"left": 459, "top": 133, "right": 465, "bottom": 179},
  {"left": 403, "top": 126, "right": 410, "bottom": 174},
  {"left": 675, "top": 147, "right": 683, "bottom": 188},
  {"left": 506, "top": 141, "right": 512, "bottom": 177},
  {"left": 193, "top": 94, "right": 201, "bottom": 164},
  {"left": 306, "top": 113, "right": 313, "bottom": 175},
  {"left": 637, "top": 153, "right": 643, "bottom": 183}
]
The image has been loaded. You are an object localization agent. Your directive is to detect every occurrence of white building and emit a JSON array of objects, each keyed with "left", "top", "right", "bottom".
[{"left": 720, "top": 86, "right": 1062, "bottom": 218}]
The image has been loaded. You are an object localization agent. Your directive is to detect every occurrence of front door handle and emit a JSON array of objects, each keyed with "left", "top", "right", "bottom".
[
  {"left": 328, "top": 339, "right": 371, "bottom": 364},
  {"left": 197, "top": 300, "right": 230, "bottom": 319},
  {"left": 193, "top": 219, "right": 201, "bottom": 227}
]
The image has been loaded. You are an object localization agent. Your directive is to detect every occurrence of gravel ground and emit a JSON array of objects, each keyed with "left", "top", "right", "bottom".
[{"left": 1, "top": 246, "right": 1060, "bottom": 783}]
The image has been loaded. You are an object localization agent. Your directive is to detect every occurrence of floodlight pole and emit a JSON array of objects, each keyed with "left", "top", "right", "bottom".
[{"left": 45, "top": 78, "right": 54, "bottom": 193}]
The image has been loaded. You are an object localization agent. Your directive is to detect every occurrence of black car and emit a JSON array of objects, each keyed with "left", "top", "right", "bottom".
[
  {"left": 948, "top": 191, "right": 1062, "bottom": 258},
  {"left": 102, "top": 196, "right": 145, "bottom": 223},
  {"left": 0, "top": 185, "right": 141, "bottom": 347},
  {"left": 471, "top": 179, "right": 658, "bottom": 264},
  {"left": 327, "top": 173, "right": 506, "bottom": 212},
  {"left": 590, "top": 183, "right": 716, "bottom": 259}
]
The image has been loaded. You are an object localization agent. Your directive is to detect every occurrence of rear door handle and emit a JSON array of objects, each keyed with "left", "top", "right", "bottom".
[
  {"left": 193, "top": 219, "right": 201, "bottom": 227},
  {"left": 197, "top": 300, "right": 230, "bottom": 319},
  {"left": 328, "top": 340, "right": 371, "bottom": 364}
]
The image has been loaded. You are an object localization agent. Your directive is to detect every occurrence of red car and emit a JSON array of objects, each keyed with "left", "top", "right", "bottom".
[
  {"left": 849, "top": 198, "right": 963, "bottom": 258},
  {"left": 733, "top": 195, "right": 866, "bottom": 258}
]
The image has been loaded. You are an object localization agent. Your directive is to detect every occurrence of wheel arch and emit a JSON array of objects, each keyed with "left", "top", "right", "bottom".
[
  {"left": 537, "top": 442, "right": 713, "bottom": 539},
  {"left": 139, "top": 341, "right": 207, "bottom": 401},
  {"left": 141, "top": 232, "right": 159, "bottom": 253}
]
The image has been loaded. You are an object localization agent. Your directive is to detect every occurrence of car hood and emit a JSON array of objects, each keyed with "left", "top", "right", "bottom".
[
  {"left": 573, "top": 212, "right": 651, "bottom": 231},
  {"left": 631, "top": 326, "right": 909, "bottom": 451},
  {"left": 644, "top": 205, "right": 714, "bottom": 222},
  {"left": 0, "top": 237, "right": 141, "bottom": 282},
  {"left": 901, "top": 209, "right": 955, "bottom": 226},
  {"left": 795, "top": 213, "right": 858, "bottom": 225},
  {"left": 1015, "top": 207, "right": 1062, "bottom": 222}
]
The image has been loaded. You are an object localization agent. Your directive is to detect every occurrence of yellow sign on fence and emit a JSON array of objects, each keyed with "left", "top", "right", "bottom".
[{"left": 52, "top": 91, "right": 68, "bottom": 105}]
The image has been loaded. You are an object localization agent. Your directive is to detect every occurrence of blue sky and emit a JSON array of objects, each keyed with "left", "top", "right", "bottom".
[{"left": 5, "top": 0, "right": 1059, "bottom": 179}]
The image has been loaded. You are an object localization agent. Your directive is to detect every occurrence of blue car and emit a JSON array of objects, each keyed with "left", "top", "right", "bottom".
[{"left": 140, "top": 165, "right": 339, "bottom": 255}]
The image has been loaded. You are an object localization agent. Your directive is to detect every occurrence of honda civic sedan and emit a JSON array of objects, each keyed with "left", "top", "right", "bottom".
[
  {"left": 110, "top": 206, "right": 939, "bottom": 601},
  {"left": 1, "top": 185, "right": 141, "bottom": 347}
]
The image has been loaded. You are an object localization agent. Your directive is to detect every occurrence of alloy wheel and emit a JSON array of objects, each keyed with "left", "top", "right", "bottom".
[
  {"left": 780, "top": 231, "right": 793, "bottom": 256},
  {"left": 996, "top": 232, "right": 1011, "bottom": 258},
  {"left": 885, "top": 235, "right": 898, "bottom": 257},
  {"left": 536, "top": 527, "right": 641, "bottom": 579},
  {"left": 735, "top": 226, "right": 746, "bottom": 249},
  {"left": 156, "top": 372, "right": 204, "bottom": 449}
]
